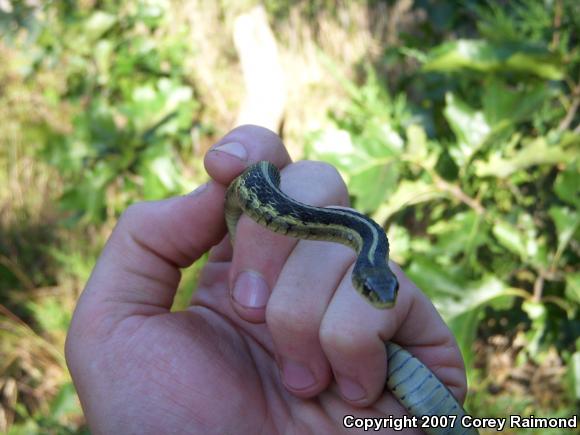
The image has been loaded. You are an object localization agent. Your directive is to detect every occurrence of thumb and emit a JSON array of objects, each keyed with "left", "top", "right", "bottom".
[{"left": 71, "top": 181, "right": 226, "bottom": 329}]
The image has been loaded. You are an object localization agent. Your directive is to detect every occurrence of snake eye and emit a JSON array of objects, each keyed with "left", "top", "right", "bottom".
[{"left": 362, "top": 280, "right": 374, "bottom": 297}]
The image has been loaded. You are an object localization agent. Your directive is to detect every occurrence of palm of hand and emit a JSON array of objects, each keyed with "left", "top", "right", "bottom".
[{"left": 96, "top": 259, "right": 394, "bottom": 435}]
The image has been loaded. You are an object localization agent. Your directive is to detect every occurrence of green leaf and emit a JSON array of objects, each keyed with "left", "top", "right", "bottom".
[
  {"left": 549, "top": 206, "right": 580, "bottom": 261},
  {"left": 444, "top": 93, "right": 491, "bottom": 167},
  {"left": 555, "top": 165, "right": 580, "bottom": 207},
  {"left": 387, "top": 225, "right": 411, "bottom": 264},
  {"left": 406, "top": 255, "right": 467, "bottom": 300},
  {"left": 475, "top": 136, "right": 578, "bottom": 178},
  {"left": 405, "top": 124, "right": 438, "bottom": 169},
  {"left": 565, "top": 272, "right": 580, "bottom": 305},
  {"left": 428, "top": 210, "right": 487, "bottom": 257},
  {"left": 437, "top": 275, "right": 514, "bottom": 320},
  {"left": 373, "top": 179, "right": 446, "bottom": 222},
  {"left": 482, "top": 80, "right": 548, "bottom": 130},
  {"left": 448, "top": 309, "right": 481, "bottom": 369},
  {"left": 522, "top": 300, "right": 547, "bottom": 355},
  {"left": 306, "top": 127, "right": 376, "bottom": 173},
  {"left": 492, "top": 220, "right": 527, "bottom": 258},
  {"left": 423, "top": 39, "right": 563, "bottom": 80},
  {"left": 139, "top": 143, "right": 182, "bottom": 198},
  {"left": 406, "top": 124, "right": 428, "bottom": 160},
  {"left": 307, "top": 125, "right": 404, "bottom": 212},
  {"left": 413, "top": 275, "right": 518, "bottom": 367},
  {"left": 49, "top": 382, "right": 82, "bottom": 419},
  {"left": 84, "top": 11, "right": 117, "bottom": 41},
  {"left": 26, "top": 297, "right": 71, "bottom": 333},
  {"left": 350, "top": 163, "right": 398, "bottom": 212},
  {"left": 94, "top": 39, "right": 114, "bottom": 84}
]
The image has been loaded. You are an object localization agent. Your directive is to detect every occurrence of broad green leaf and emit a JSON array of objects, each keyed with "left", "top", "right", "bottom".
[
  {"left": 139, "top": 143, "right": 182, "bottom": 198},
  {"left": 423, "top": 39, "right": 563, "bottom": 80},
  {"left": 444, "top": 93, "right": 491, "bottom": 167},
  {"left": 84, "top": 11, "right": 117, "bottom": 41},
  {"left": 350, "top": 163, "right": 398, "bottom": 212},
  {"left": 555, "top": 165, "right": 580, "bottom": 207},
  {"left": 492, "top": 220, "right": 526, "bottom": 259},
  {"left": 306, "top": 127, "right": 371, "bottom": 172},
  {"left": 475, "top": 136, "right": 578, "bottom": 178},
  {"left": 428, "top": 210, "right": 487, "bottom": 256},
  {"left": 522, "top": 300, "right": 547, "bottom": 355},
  {"left": 94, "top": 39, "right": 114, "bottom": 84},
  {"left": 549, "top": 206, "right": 580, "bottom": 259},
  {"left": 522, "top": 300, "right": 546, "bottom": 321},
  {"left": 129, "top": 79, "right": 193, "bottom": 132},
  {"left": 373, "top": 179, "right": 446, "bottom": 222},
  {"left": 482, "top": 80, "right": 548, "bottom": 130},
  {"left": 448, "top": 309, "right": 481, "bottom": 369},
  {"left": 308, "top": 125, "right": 404, "bottom": 211},
  {"left": 406, "top": 255, "right": 466, "bottom": 299},
  {"left": 387, "top": 224, "right": 410, "bottom": 263},
  {"left": 518, "top": 213, "right": 548, "bottom": 267},
  {"left": 406, "top": 124, "right": 435, "bottom": 167},
  {"left": 436, "top": 275, "right": 514, "bottom": 320},
  {"left": 565, "top": 272, "right": 580, "bottom": 305},
  {"left": 415, "top": 274, "right": 518, "bottom": 366}
]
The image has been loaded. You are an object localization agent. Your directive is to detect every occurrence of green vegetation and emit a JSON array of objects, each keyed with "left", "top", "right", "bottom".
[{"left": 1, "top": 0, "right": 578, "bottom": 433}]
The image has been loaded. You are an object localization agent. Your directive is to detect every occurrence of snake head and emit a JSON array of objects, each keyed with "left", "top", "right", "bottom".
[{"left": 355, "top": 266, "right": 399, "bottom": 309}]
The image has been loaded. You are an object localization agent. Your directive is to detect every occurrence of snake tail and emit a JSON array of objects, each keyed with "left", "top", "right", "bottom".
[{"left": 386, "top": 342, "right": 478, "bottom": 435}]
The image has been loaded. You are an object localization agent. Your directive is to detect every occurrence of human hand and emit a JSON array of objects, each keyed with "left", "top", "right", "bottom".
[{"left": 66, "top": 125, "right": 467, "bottom": 434}]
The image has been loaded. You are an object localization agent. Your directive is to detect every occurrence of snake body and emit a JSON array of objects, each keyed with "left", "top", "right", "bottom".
[{"left": 225, "top": 161, "right": 478, "bottom": 435}]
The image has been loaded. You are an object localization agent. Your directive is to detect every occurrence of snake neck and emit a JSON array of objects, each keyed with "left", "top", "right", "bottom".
[
  {"left": 224, "top": 161, "right": 397, "bottom": 307},
  {"left": 225, "top": 162, "right": 389, "bottom": 263}
]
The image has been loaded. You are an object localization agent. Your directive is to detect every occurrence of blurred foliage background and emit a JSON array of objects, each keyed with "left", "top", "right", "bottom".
[{"left": 1, "top": 0, "right": 578, "bottom": 433}]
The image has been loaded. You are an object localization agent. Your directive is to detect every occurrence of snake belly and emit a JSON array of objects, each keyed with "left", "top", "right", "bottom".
[{"left": 225, "top": 161, "right": 478, "bottom": 435}]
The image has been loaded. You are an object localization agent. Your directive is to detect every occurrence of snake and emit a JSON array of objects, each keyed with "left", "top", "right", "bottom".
[{"left": 225, "top": 161, "right": 479, "bottom": 435}]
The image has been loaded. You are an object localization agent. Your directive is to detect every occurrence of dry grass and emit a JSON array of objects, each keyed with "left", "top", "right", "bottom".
[{"left": 178, "top": 1, "right": 422, "bottom": 158}]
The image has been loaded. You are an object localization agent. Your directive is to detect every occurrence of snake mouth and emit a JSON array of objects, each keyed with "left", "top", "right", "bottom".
[
  {"left": 370, "top": 299, "right": 396, "bottom": 310},
  {"left": 361, "top": 287, "right": 397, "bottom": 309}
]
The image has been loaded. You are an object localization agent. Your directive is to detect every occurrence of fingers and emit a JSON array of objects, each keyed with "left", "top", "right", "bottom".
[
  {"left": 271, "top": 254, "right": 465, "bottom": 408},
  {"left": 228, "top": 160, "right": 349, "bottom": 322},
  {"left": 265, "top": 240, "right": 355, "bottom": 397},
  {"left": 323, "top": 263, "right": 466, "bottom": 407},
  {"left": 319, "top": 266, "right": 394, "bottom": 406},
  {"left": 268, "top": 241, "right": 394, "bottom": 406}
]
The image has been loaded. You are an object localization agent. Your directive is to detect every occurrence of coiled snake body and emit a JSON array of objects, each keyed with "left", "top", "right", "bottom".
[{"left": 225, "top": 161, "right": 478, "bottom": 435}]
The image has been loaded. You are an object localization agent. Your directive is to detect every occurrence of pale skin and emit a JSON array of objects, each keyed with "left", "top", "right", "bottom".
[{"left": 65, "top": 125, "right": 467, "bottom": 434}]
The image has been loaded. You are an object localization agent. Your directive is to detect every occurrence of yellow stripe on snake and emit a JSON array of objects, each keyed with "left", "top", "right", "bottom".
[{"left": 225, "top": 161, "right": 479, "bottom": 435}]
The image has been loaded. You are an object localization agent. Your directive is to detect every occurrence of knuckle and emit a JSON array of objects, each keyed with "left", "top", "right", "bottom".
[
  {"left": 266, "top": 299, "right": 316, "bottom": 341},
  {"left": 285, "top": 160, "right": 349, "bottom": 206},
  {"left": 294, "top": 160, "right": 343, "bottom": 185},
  {"left": 319, "top": 320, "right": 371, "bottom": 357},
  {"left": 119, "top": 201, "right": 150, "bottom": 225}
]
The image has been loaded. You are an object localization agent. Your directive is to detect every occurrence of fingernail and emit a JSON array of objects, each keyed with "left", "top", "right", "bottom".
[
  {"left": 232, "top": 271, "right": 269, "bottom": 308},
  {"left": 188, "top": 182, "right": 209, "bottom": 197},
  {"left": 283, "top": 360, "right": 316, "bottom": 390},
  {"left": 338, "top": 376, "right": 366, "bottom": 401},
  {"left": 212, "top": 142, "right": 248, "bottom": 161}
]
